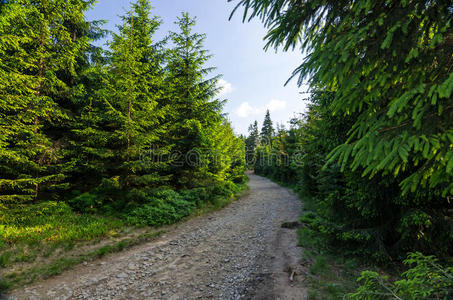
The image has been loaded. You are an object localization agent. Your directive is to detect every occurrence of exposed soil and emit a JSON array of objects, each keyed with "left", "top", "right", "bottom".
[{"left": 6, "top": 174, "right": 307, "bottom": 300}]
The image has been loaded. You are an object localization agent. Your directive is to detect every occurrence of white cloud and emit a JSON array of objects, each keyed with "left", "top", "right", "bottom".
[
  {"left": 236, "top": 102, "right": 255, "bottom": 118},
  {"left": 266, "top": 99, "right": 287, "bottom": 112},
  {"left": 218, "top": 79, "right": 234, "bottom": 96},
  {"left": 235, "top": 99, "right": 287, "bottom": 118}
]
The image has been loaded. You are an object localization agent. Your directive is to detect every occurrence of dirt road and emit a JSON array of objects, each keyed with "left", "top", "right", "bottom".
[{"left": 7, "top": 174, "right": 306, "bottom": 300}]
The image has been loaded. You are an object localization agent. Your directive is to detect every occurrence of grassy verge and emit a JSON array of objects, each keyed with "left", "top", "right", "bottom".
[
  {"left": 0, "top": 181, "right": 248, "bottom": 293},
  {"left": 0, "top": 230, "right": 163, "bottom": 292}
]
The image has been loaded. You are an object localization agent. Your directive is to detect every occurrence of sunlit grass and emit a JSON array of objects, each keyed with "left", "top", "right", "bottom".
[
  {"left": 1, "top": 230, "right": 163, "bottom": 291},
  {"left": 1, "top": 202, "right": 123, "bottom": 244},
  {"left": 0, "top": 201, "right": 124, "bottom": 269}
]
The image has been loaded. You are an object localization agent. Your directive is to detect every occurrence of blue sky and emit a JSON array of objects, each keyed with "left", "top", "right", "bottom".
[{"left": 86, "top": 0, "right": 308, "bottom": 135}]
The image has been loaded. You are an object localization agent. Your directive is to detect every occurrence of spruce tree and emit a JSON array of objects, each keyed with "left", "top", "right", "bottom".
[
  {"left": 164, "top": 13, "right": 223, "bottom": 188},
  {"left": 232, "top": 0, "right": 453, "bottom": 196},
  {"left": 260, "top": 110, "right": 274, "bottom": 144},
  {"left": 0, "top": 0, "right": 95, "bottom": 205},
  {"left": 233, "top": 0, "right": 453, "bottom": 259},
  {"left": 245, "top": 121, "right": 259, "bottom": 166},
  {"left": 65, "top": 39, "right": 112, "bottom": 193},
  {"left": 55, "top": 2, "right": 108, "bottom": 195},
  {"left": 98, "top": 0, "right": 166, "bottom": 192}
]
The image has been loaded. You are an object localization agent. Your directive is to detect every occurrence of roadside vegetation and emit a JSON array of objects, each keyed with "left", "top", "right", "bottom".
[
  {"left": 236, "top": 0, "right": 453, "bottom": 298},
  {"left": 0, "top": 0, "right": 246, "bottom": 292}
]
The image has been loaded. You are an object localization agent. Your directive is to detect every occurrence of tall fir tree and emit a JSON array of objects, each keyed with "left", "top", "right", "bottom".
[
  {"left": 232, "top": 0, "right": 453, "bottom": 196},
  {"left": 56, "top": 2, "right": 108, "bottom": 195}
]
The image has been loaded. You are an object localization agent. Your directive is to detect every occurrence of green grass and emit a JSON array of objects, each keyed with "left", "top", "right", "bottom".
[
  {"left": 0, "top": 182, "right": 249, "bottom": 293},
  {"left": 1, "top": 230, "right": 163, "bottom": 292},
  {"left": 0, "top": 201, "right": 125, "bottom": 270},
  {"left": 0, "top": 201, "right": 129, "bottom": 293},
  {"left": 296, "top": 201, "right": 370, "bottom": 300},
  {"left": 1, "top": 201, "right": 124, "bottom": 246},
  {"left": 309, "top": 255, "right": 329, "bottom": 275}
]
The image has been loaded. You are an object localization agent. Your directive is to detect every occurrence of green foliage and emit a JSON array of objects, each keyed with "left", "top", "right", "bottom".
[
  {"left": 297, "top": 215, "right": 365, "bottom": 299},
  {"left": 125, "top": 188, "right": 194, "bottom": 226},
  {"left": 237, "top": 0, "right": 453, "bottom": 262},
  {"left": 0, "top": 1, "right": 247, "bottom": 291},
  {"left": 245, "top": 120, "right": 259, "bottom": 167},
  {"left": 0, "top": 0, "right": 245, "bottom": 217},
  {"left": 124, "top": 182, "right": 244, "bottom": 226},
  {"left": 309, "top": 255, "right": 329, "bottom": 275},
  {"left": 349, "top": 252, "right": 453, "bottom": 300},
  {"left": 161, "top": 12, "right": 246, "bottom": 188},
  {"left": 0, "top": 0, "right": 97, "bottom": 205},
  {"left": 260, "top": 109, "right": 274, "bottom": 143},
  {"left": 0, "top": 202, "right": 123, "bottom": 246},
  {"left": 249, "top": 91, "right": 453, "bottom": 261},
  {"left": 232, "top": 0, "right": 453, "bottom": 194},
  {"left": 125, "top": 198, "right": 193, "bottom": 226}
]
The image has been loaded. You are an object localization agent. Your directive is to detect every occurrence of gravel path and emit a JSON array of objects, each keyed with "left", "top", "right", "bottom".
[{"left": 7, "top": 174, "right": 306, "bottom": 300}]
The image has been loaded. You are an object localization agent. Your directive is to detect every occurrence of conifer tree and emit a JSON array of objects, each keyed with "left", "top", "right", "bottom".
[
  {"left": 54, "top": 2, "right": 108, "bottom": 195},
  {"left": 164, "top": 13, "right": 224, "bottom": 188},
  {"left": 0, "top": 0, "right": 95, "bottom": 205},
  {"left": 260, "top": 109, "right": 274, "bottom": 144},
  {"left": 233, "top": 0, "right": 453, "bottom": 260},
  {"left": 232, "top": 0, "right": 453, "bottom": 195},
  {"left": 97, "top": 0, "right": 166, "bottom": 192},
  {"left": 245, "top": 121, "right": 259, "bottom": 166},
  {"left": 65, "top": 41, "right": 112, "bottom": 193}
]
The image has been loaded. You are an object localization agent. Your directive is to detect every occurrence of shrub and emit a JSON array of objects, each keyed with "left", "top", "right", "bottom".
[
  {"left": 68, "top": 193, "right": 102, "bottom": 213},
  {"left": 123, "top": 182, "right": 243, "bottom": 226},
  {"left": 68, "top": 178, "right": 123, "bottom": 213},
  {"left": 348, "top": 252, "right": 453, "bottom": 299},
  {"left": 124, "top": 189, "right": 195, "bottom": 226},
  {"left": 1, "top": 201, "right": 73, "bottom": 226}
]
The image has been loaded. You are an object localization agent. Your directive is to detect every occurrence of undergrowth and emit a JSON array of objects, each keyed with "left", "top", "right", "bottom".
[
  {"left": 298, "top": 201, "right": 368, "bottom": 299},
  {"left": 269, "top": 177, "right": 453, "bottom": 299}
]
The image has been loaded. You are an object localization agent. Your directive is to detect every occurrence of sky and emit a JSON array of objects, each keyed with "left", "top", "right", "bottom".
[{"left": 85, "top": 0, "right": 308, "bottom": 135}]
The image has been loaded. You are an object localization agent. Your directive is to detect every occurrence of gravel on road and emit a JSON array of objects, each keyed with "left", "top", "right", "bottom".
[{"left": 7, "top": 174, "right": 306, "bottom": 300}]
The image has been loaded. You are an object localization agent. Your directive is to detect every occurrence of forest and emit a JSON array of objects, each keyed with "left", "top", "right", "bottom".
[
  {"left": 0, "top": 0, "right": 247, "bottom": 289},
  {"left": 1, "top": 0, "right": 453, "bottom": 298}
]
